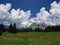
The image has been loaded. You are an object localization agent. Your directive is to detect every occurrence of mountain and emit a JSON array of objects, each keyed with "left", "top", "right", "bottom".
[{"left": 29, "top": 23, "right": 46, "bottom": 29}]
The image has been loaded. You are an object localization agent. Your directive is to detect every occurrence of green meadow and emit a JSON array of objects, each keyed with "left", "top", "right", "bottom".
[{"left": 0, "top": 32, "right": 60, "bottom": 45}]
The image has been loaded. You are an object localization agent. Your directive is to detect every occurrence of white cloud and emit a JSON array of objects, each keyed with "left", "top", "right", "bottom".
[
  {"left": 2, "top": 21, "right": 10, "bottom": 26},
  {"left": 7, "top": 9, "right": 20, "bottom": 22},
  {"left": 30, "top": 1, "right": 60, "bottom": 26},
  {"left": 20, "top": 20, "right": 32, "bottom": 27},
  {"left": 0, "top": 3, "right": 11, "bottom": 19},
  {"left": 30, "top": 7, "right": 50, "bottom": 26},
  {"left": 0, "top": 3, "right": 31, "bottom": 27},
  {"left": 49, "top": 1, "right": 60, "bottom": 25},
  {"left": 7, "top": 9, "right": 31, "bottom": 23},
  {"left": 0, "top": 1, "right": 60, "bottom": 28},
  {"left": 36, "top": 7, "right": 50, "bottom": 23}
]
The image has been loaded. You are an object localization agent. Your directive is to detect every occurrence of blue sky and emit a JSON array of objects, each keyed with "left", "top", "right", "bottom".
[
  {"left": 0, "top": 0, "right": 60, "bottom": 27},
  {"left": 0, "top": 0, "right": 59, "bottom": 17}
]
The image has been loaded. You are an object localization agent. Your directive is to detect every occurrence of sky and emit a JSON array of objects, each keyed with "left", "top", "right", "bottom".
[
  {"left": 0, "top": 0, "right": 60, "bottom": 28},
  {"left": 0, "top": 0, "right": 59, "bottom": 17}
]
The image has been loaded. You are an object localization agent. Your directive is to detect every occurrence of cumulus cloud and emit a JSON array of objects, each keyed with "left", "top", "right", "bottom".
[
  {"left": 0, "top": 1, "right": 60, "bottom": 28},
  {"left": 30, "top": 7, "right": 50, "bottom": 26},
  {"left": 7, "top": 9, "right": 31, "bottom": 22},
  {"left": 0, "top": 3, "right": 11, "bottom": 19},
  {"left": 36, "top": 7, "right": 50, "bottom": 23},
  {"left": 7, "top": 9, "right": 31, "bottom": 27},
  {"left": 30, "top": 1, "right": 60, "bottom": 26},
  {"left": 0, "top": 3, "right": 31, "bottom": 27},
  {"left": 49, "top": 1, "right": 60, "bottom": 25}
]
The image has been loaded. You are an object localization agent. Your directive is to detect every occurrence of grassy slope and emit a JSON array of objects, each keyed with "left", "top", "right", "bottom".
[{"left": 0, "top": 32, "right": 60, "bottom": 45}]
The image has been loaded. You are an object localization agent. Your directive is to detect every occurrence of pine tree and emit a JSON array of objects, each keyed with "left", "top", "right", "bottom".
[
  {"left": 12, "top": 23, "right": 17, "bottom": 33},
  {"left": 0, "top": 24, "right": 3, "bottom": 35},
  {"left": 8, "top": 23, "right": 17, "bottom": 33},
  {"left": 0, "top": 24, "right": 5, "bottom": 32},
  {"left": 8, "top": 24, "right": 12, "bottom": 33}
]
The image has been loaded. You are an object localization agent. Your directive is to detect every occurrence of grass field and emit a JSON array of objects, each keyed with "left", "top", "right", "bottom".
[{"left": 0, "top": 32, "right": 60, "bottom": 45}]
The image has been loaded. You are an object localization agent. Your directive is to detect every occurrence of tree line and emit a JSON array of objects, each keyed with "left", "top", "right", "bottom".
[{"left": 0, "top": 23, "right": 60, "bottom": 35}]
